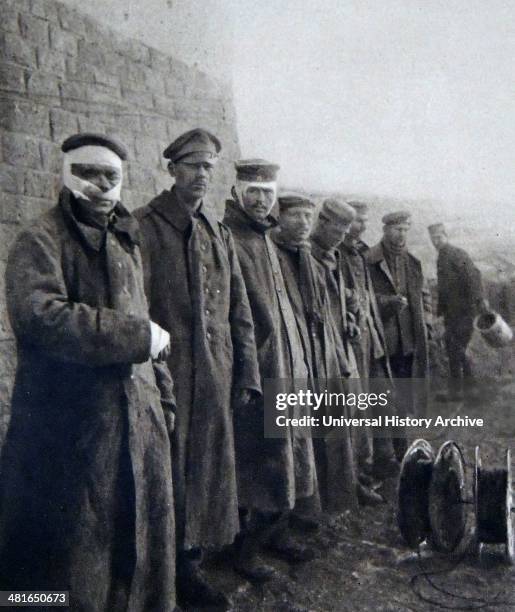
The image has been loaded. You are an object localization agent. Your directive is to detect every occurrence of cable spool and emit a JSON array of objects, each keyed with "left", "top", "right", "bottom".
[
  {"left": 397, "top": 439, "right": 435, "bottom": 548},
  {"left": 428, "top": 441, "right": 467, "bottom": 554},
  {"left": 473, "top": 447, "right": 514, "bottom": 564}
]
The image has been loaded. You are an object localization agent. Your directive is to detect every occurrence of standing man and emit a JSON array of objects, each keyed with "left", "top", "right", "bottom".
[
  {"left": 311, "top": 199, "right": 397, "bottom": 486},
  {"left": 339, "top": 201, "right": 399, "bottom": 477},
  {"left": 272, "top": 194, "right": 361, "bottom": 511},
  {"left": 428, "top": 223, "right": 486, "bottom": 401},
  {"left": 339, "top": 202, "right": 385, "bottom": 381},
  {"left": 224, "top": 162, "right": 317, "bottom": 583},
  {"left": 0, "top": 134, "right": 176, "bottom": 611},
  {"left": 135, "top": 130, "right": 261, "bottom": 608},
  {"left": 366, "top": 211, "right": 430, "bottom": 432}
]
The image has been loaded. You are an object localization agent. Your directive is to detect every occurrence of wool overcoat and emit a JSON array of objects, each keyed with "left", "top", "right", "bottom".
[
  {"left": 338, "top": 240, "right": 391, "bottom": 379},
  {"left": 0, "top": 189, "right": 176, "bottom": 612},
  {"left": 135, "top": 189, "right": 260, "bottom": 550},
  {"left": 436, "top": 243, "right": 482, "bottom": 324},
  {"left": 272, "top": 235, "right": 358, "bottom": 512},
  {"left": 366, "top": 241, "right": 430, "bottom": 415},
  {"left": 223, "top": 201, "right": 317, "bottom": 512}
]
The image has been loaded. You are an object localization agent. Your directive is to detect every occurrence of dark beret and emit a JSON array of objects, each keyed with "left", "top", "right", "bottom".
[
  {"left": 428, "top": 222, "right": 446, "bottom": 235},
  {"left": 61, "top": 133, "right": 128, "bottom": 160},
  {"left": 164, "top": 128, "right": 221, "bottom": 162},
  {"left": 382, "top": 210, "right": 412, "bottom": 226},
  {"left": 278, "top": 192, "right": 316, "bottom": 212},
  {"left": 235, "top": 158, "right": 280, "bottom": 182}
]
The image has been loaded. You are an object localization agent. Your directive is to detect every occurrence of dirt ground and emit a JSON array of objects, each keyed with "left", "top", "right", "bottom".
[{"left": 204, "top": 376, "right": 515, "bottom": 612}]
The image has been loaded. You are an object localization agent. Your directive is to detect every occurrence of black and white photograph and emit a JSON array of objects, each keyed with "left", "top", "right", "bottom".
[{"left": 0, "top": 1, "right": 514, "bottom": 610}]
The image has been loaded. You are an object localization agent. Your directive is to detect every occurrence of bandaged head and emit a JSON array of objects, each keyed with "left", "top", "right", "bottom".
[
  {"left": 233, "top": 159, "right": 280, "bottom": 219},
  {"left": 61, "top": 133, "right": 128, "bottom": 204}
]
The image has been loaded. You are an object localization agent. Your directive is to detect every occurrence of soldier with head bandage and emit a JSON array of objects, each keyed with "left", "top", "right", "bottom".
[
  {"left": 230, "top": 158, "right": 280, "bottom": 223},
  {"left": 0, "top": 133, "right": 176, "bottom": 610}
]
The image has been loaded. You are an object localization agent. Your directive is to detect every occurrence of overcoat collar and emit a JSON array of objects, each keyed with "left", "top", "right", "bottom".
[
  {"left": 224, "top": 198, "right": 278, "bottom": 234},
  {"left": 310, "top": 238, "right": 338, "bottom": 269},
  {"left": 149, "top": 187, "right": 219, "bottom": 235},
  {"left": 270, "top": 228, "right": 311, "bottom": 254},
  {"left": 366, "top": 241, "right": 397, "bottom": 289},
  {"left": 59, "top": 187, "right": 139, "bottom": 252}
]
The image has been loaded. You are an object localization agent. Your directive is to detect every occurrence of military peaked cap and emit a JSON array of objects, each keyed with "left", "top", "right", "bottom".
[
  {"left": 382, "top": 210, "right": 412, "bottom": 225},
  {"left": 278, "top": 193, "right": 316, "bottom": 212},
  {"left": 428, "top": 222, "right": 446, "bottom": 234},
  {"left": 163, "top": 128, "right": 221, "bottom": 162},
  {"left": 320, "top": 198, "right": 356, "bottom": 223},
  {"left": 235, "top": 159, "right": 280, "bottom": 182},
  {"left": 347, "top": 200, "right": 369, "bottom": 214}
]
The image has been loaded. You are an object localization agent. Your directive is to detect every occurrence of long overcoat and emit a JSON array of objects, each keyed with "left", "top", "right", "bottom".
[
  {"left": 0, "top": 189, "right": 176, "bottom": 612},
  {"left": 272, "top": 235, "right": 358, "bottom": 512},
  {"left": 223, "top": 201, "right": 317, "bottom": 512},
  {"left": 338, "top": 241, "right": 391, "bottom": 380},
  {"left": 366, "top": 241, "right": 429, "bottom": 415},
  {"left": 436, "top": 243, "right": 482, "bottom": 335},
  {"left": 135, "top": 189, "right": 260, "bottom": 551}
]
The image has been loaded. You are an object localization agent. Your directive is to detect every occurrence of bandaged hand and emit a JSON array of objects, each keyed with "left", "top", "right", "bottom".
[{"left": 150, "top": 321, "right": 170, "bottom": 360}]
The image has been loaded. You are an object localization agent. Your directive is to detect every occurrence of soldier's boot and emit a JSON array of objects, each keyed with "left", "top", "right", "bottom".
[
  {"left": 233, "top": 532, "right": 277, "bottom": 584},
  {"left": 357, "top": 482, "right": 385, "bottom": 506},
  {"left": 289, "top": 495, "right": 320, "bottom": 532},
  {"left": 265, "top": 515, "right": 316, "bottom": 564},
  {"left": 176, "top": 550, "right": 229, "bottom": 610}
]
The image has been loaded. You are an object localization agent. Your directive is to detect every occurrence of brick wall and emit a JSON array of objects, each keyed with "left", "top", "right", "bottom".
[{"left": 0, "top": 0, "right": 240, "bottom": 443}]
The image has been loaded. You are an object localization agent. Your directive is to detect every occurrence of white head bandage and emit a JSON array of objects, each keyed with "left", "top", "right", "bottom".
[
  {"left": 236, "top": 179, "right": 277, "bottom": 209},
  {"left": 63, "top": 145, "right": 123, "bottom": 203}
]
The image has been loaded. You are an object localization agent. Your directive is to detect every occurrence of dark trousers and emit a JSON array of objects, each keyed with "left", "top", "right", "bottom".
[
  {"left": 444, "top": 317, "right": 474, "bottom": 395},
  {"left": 389, "top": 352, "right": 414, "bottom": 416},
  {"left": 369, "top": 356, "right": 399, "bottom": 463},
  {"left": 387, "top": 352, "right": 415, "bottom": 459}
]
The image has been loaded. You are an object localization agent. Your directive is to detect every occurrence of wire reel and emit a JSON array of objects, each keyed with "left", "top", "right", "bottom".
[
  {"left": 397, "top": 438, "right": 436, "bottom": 548},
  {"left": 429, "top": 441, "right": 467, "bottom": 554},
  {"left": 398, "top": 439, "right": 514, "bottom": 565},
  {"left": 473, "top": 446, "right": 514, "bottom": 564}
]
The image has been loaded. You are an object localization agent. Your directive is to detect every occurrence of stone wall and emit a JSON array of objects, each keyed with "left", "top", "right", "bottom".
[{"left": 0, "top": 0, "right": 240, "bottom": 443}]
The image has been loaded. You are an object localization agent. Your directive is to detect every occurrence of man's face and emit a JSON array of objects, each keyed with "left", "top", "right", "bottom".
[
  {"left": 71, "top": 163, "right": 121, "bottom": 212},
  {"left": 348, "top": 212, "right": 368, "bottom": 240},
  {"left": 169, "top": 156, "right": 216, "bottom": 200},
  {"left": 242, "top": 185, "right": 276, "bottom": 222},
  {"left": 279, "top": 207, "right": 315, "bottom": 244},
  {"left": 430, "top": 230, "right": 447, "bottom": 250},
  {"left": 312, "top": 214, "right": 350, "bottom": 249},
  {"left": 384, "top": 222, "right": 411, "bottom": 248}
]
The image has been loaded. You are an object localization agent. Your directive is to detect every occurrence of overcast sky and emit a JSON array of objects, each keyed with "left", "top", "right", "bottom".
[{"left": 229, "top": 0, "right": 515, "bottom": 208}]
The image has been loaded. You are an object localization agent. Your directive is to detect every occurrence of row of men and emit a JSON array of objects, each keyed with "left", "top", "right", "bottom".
[{"left": 0, "top": 128, "right": 485, "bottom": 611}]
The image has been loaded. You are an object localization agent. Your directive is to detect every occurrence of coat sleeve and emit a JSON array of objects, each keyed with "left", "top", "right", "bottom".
[
  {"left": 437, "top": 280, "right": 446, "bottom": 317},
  {"left": 420, "top": 264, "right": 433, "bottom": 328},
  {"left": 225, "top": 229, "right": 262, "bottom": 395},
  {"left": 374, "top": 292, "right": 399, "bottom": 319},
  {"left": 452, "top": 248, "right": 483, "bottom": 309},
  {"left": 153, "top": 360, "right": 176, "bottom": 438},
  {"left": 6, "top": 225, "right": 151, "bottom": 367}
]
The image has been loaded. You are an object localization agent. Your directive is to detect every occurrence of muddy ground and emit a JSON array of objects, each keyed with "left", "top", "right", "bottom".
[{"left": 203, "top": 376, "right": 515, "bottom": 612}]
